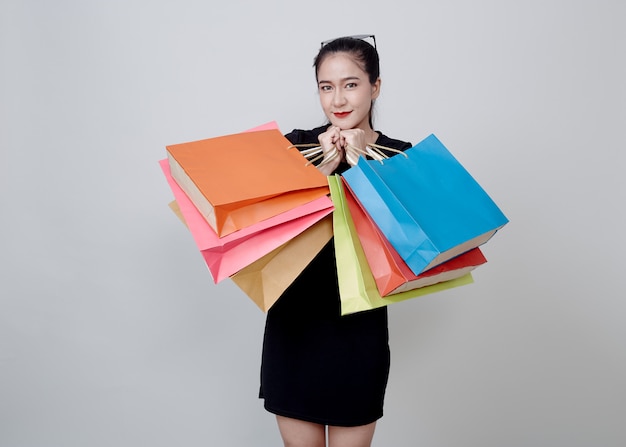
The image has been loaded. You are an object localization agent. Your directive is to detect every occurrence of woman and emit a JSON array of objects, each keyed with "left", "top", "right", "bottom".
[{"left": 260, "top": 35, "right": 412, "bottom": 447}]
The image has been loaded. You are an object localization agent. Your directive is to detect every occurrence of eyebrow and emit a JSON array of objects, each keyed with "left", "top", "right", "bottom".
[{"left": 318, "top": 76, "right": 361, "bottom": 85}]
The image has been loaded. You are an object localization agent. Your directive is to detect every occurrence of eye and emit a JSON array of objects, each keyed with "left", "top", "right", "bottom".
[
  {"left": 345, "top": 82, "right": 358, "bottom": 89},
  {"left": 319, "top": 84, "right": 333, "bottom": 92}
]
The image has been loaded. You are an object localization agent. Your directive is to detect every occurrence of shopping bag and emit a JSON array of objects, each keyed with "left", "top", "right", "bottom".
[
  {"left": 167, "top": 128, "right": 329, "bottom": 237},
  {"left": 231, "top": 215, "right": 333, "bottom": 312},
  {"left": 342, "top": 178, "right": 487, "bottom": 296},
  {"left": 329, "top": 175, "right": 473, "bottom": 316},
  {"left": 161, "top": 159, "right": 333, "bottom": 283},
  {"left": 342, "top": 134, "right": 508, "bottom": 276}
]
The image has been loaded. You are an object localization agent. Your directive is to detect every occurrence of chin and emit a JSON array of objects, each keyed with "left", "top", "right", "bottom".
[{"left": 332, "top": 120, "right": 357, "bottom": 130}]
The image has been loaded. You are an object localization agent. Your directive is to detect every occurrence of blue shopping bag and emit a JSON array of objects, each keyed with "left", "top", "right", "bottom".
[{"left": 342, "top": 134, "right": 508, "bottom": 276}]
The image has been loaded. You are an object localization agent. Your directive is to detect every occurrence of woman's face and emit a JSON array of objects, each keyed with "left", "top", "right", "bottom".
[{"left": 317, "top": 52, "right": 380, "bottom": 131}]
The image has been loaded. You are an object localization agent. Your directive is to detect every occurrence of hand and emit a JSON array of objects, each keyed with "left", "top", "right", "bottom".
[
  {"left": 339, "top": 128, "right": 368, "bottom": 166},
  {"left": 316, "top": 126, "right": 344, "bottom": 175}
]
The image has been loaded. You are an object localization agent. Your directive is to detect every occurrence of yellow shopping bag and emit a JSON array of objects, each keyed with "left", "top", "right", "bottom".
[{"left": 329, "top": 175, "right": 474, "bottom": 316}]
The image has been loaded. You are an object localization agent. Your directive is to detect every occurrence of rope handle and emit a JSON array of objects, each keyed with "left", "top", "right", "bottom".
[
  {"left": 368, "top": 142, "right": 408, "bottom": 158},
  {"left": 346, "top": 143, "right": 409, "bottom": 164},
  {"left": 287, "top": 144, "right": 339, "bottom": 168},
  {"left": 289, "top": 141, "right": 408, "bottom": 167}
]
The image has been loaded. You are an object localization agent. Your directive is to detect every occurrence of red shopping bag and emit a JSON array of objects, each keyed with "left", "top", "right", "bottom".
[{"left": 343, "top": 178, "right": 487, "bottom": 296}]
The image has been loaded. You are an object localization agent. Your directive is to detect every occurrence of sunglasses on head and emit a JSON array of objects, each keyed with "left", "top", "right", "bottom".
[{"left": 320, "top": 34, "right": 376, "bottom": 49}]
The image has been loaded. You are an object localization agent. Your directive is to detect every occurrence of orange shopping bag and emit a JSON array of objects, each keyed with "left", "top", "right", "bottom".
[{"left": 167, "top": 129, "right": 329, "bottom": 237}]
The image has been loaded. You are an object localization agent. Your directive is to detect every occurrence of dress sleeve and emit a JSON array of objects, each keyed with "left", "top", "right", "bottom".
[
  {"left": 284, "top": 125, "right": 331, "bottom": 146},
  {"left": 284, "top": 129, "right": 302, "bottom": 145}
]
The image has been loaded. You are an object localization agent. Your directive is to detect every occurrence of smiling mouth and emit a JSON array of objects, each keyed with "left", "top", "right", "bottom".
[{"left": 334, "top": 112, "right": 351, "bottom": 118}]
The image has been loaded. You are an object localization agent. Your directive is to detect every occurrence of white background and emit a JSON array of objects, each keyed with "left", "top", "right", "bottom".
[{"left": 1, "top": 0, "right": 625, "bottom": 446}]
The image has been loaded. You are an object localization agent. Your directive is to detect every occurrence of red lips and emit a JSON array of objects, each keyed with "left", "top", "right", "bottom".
[{"left": 333, "top": 111, "right": 351, "bottom": 118}]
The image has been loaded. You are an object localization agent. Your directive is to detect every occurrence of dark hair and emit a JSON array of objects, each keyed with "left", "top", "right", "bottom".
[
  {"left": 313, "top": 37, "right": 381, "bottom": 127},
  {"left": 314, "top": 37, "right": 380, "bottom": 84}
]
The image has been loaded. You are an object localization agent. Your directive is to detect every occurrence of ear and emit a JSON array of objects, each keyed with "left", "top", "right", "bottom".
[{"left": 371, "top": 77, "right": 381, "bottom": 100}]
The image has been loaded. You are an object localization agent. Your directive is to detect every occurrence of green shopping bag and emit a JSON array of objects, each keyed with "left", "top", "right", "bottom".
[{"left": 329, "top": 175, "right": 474, "bottom": 316}]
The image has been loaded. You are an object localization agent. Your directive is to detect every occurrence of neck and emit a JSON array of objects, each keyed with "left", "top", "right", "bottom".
[{"left": 365, "top": 128, "right": 379, "bottom": 144}]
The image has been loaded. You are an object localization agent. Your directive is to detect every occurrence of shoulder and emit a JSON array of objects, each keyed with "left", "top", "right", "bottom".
[{"left": 284, "top": 125, "right": 330, "bottom": 145}]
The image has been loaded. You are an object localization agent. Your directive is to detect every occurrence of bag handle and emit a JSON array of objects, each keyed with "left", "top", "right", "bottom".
[
  {"left": 287, "top": 144, "right": 339, "bottom": 168},
  {"left": 289, "top": 141, "right": 407, "bottom": 167},
  {"left": 346, "top": 143, "right": 409, "bottom": 165}
]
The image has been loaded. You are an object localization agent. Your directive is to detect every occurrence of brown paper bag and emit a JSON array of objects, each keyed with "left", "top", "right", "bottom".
[
  {"left": 231, "top": 215, "right": 333, "bottom": 312},
  {"left": 169, "top": 200, "right": 333, "bottom": 312}
]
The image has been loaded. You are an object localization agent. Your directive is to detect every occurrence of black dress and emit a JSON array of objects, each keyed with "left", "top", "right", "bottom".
[{"left": 259, "top": 125, "right": 412, "bottom": 427}]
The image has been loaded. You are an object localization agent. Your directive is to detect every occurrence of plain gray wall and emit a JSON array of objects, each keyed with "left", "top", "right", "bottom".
[{"left": 1, "top": 0, "right": 625, "bottom": 446}]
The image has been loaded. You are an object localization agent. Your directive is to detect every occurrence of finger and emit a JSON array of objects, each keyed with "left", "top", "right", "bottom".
[{"left": 337, "top": 134, "right": 347, "bottom": 150}]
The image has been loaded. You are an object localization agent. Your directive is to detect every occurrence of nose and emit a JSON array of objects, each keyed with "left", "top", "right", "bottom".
[{"left": 332, "top": 88, "right": 346, "bottom": 107}]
